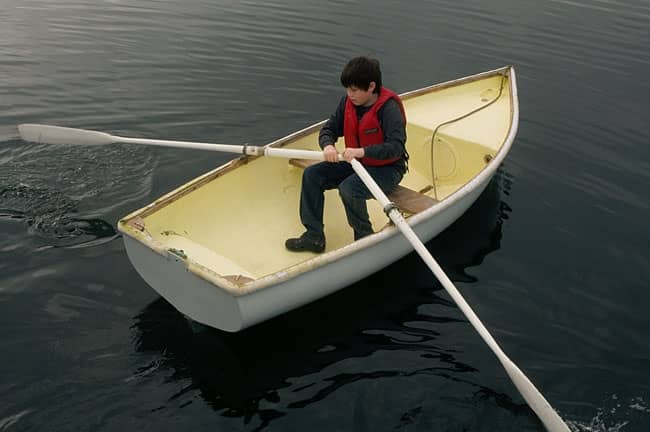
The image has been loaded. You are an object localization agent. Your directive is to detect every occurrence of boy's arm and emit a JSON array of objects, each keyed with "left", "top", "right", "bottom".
[{"left": 318, "top": 97, "right": 346, "bottom": 149}]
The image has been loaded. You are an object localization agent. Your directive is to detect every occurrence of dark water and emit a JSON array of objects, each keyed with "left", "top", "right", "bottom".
[{"left": 2, "top": 0, "right": 649, "bottom": 430}]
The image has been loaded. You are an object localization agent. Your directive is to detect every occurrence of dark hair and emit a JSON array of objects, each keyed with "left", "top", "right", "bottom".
[{"left": 340, "top": 56, "right": 382, "bottom": 94}]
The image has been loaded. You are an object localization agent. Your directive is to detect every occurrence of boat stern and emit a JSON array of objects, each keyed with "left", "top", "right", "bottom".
[{"left": 119, "top": 219, "right": 249, "bottom": 332}]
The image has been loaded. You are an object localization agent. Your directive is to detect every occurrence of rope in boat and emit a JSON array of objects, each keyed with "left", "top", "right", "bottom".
[{"left": 428, "top": 72, "right": 507, "bottom": 200}]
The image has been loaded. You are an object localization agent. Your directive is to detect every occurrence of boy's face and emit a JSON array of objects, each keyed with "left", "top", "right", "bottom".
[{"left": 346, "top": 82, "right": 377, "bottom": 107}]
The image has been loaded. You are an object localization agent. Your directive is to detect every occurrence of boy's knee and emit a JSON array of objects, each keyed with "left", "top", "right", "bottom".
[
  {"left": 303, "top": 165, "right": 320, "bottom": 184},
  {"left": 338, "top": 181, "right": 360, "bottom": 202},
  {"left": 339, "top": 177, "right": 368, "bottom": 201}
]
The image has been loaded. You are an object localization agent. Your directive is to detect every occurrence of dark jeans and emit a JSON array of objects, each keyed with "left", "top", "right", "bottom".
[{"left": 299, "top": 161, "right": 404, "bottom": 241}]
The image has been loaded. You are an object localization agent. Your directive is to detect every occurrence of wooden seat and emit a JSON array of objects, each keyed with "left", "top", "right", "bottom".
[
  {"left": 288, "top": 158, "right": 437, "bottom": 214},
  {"left": 386, "top": 184, "right": 437, "bottom": 214}
]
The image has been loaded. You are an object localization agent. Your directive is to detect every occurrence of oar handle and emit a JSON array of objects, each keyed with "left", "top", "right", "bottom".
[{"left": 263, "top": 147, "right": 343, "bottom": 161}]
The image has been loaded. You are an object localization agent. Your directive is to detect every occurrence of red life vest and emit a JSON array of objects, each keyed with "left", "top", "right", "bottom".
[{"left": 343, "top": 87, "right": 406, "bottom": 166}]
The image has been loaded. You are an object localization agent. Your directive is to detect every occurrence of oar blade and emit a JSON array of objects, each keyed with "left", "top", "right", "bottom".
[
  {"left": 503, "top": 360, "right": 571, "bottom": 432},
  {"left": 18, "top": 124, "right": 116, "bottom": 146}
]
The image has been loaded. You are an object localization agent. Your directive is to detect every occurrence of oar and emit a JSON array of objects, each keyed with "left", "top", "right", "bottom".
[
  {"left": 18, "top": 123, "right": 332, "bottom": 162},
  {"left": 348, "top": 158, "right": 570, "bottom": 432},
  {"left": 18, "top": 124, "right": 570, "bottom": 430},
  {"left": 17, "top": 123, "right": 329, "bottom": 161}
]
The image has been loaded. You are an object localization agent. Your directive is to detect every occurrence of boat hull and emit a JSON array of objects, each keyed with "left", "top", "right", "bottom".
[
  {"left": 123, "top": 176, "right": 490, "bottom": 331},
  {"left": 119, "top": 66, "right": 519, "bottom": 332}
]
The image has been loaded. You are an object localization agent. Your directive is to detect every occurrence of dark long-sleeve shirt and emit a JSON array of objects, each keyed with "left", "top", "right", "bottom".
[{"left": 318, "top": 95, "right": 408, "bottom": 170}]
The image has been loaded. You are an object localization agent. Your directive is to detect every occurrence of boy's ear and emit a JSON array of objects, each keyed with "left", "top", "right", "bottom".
[{"left": 368, "top": 81, "right": 376, "bottom": 93}]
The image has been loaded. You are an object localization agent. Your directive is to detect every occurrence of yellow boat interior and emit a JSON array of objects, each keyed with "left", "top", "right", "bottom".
[{"left": 119, "top": 68, "right": 514, "bottom": 284}]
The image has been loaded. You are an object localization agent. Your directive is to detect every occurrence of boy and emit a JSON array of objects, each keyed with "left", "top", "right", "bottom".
[{"left": 286, "top": 56, "right": 408, "bottom": 253}]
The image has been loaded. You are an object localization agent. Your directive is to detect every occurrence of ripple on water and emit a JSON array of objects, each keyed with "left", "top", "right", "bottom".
[
  {"left": 0, "top": 410, "right": 33, "bottom": 431},
  {"left": 566, "top": 394, "right": 650, "bottom": 432},
  {"left": 0, "top": 138, "right": 156, "bottom": 248}
]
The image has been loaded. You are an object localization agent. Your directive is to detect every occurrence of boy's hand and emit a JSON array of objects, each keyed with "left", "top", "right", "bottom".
[
  {"left": 342, "top": 147, "right": 364, "bottom": 162},
  {"left": 323, "top": 145, "right": 339, "bottom": 162}
]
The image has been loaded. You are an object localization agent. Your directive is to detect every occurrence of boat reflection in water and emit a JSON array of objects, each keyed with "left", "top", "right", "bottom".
[{"left": 130, "top": 170, "right": 537, "bottom": 430}]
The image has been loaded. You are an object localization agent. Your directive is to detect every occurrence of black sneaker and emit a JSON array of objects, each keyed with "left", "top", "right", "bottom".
[{"left": 285, "top": 233, "right": 325, "bottom": 253}]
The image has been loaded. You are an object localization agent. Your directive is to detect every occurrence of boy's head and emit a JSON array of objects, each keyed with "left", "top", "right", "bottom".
[{"left": 340, "top": 56, "right": 382, "bottom": 94}]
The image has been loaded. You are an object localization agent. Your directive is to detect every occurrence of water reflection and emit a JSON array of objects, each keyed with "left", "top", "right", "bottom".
[{"left": 130, "top": 170, "right": 533, "bottom": 429}]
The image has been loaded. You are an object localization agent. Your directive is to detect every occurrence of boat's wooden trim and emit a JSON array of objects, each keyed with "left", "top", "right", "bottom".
[{"left": 399, "top": 65, "right": 511, "bottom": 101}]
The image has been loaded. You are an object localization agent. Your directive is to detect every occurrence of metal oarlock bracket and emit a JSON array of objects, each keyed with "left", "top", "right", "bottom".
[
  {"left": 383, "top": 202, "right": 400, "bottom": 216},
  {"left": 242, "top": 145, "right": 264, "bottom": 157}
]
